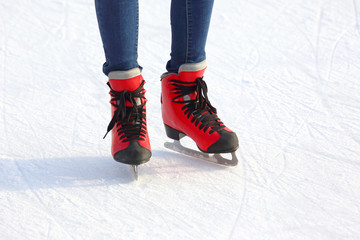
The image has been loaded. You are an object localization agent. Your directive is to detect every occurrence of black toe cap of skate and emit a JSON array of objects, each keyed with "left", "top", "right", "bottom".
[
  {"left": 205, "top": 130, "right": 239, "bottom": 153},
  {"left": 113, "top": 141, "right": 151, "bottom": 165}
]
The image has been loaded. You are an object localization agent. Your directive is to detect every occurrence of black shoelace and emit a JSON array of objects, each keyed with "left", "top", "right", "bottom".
[
  {"left": 103, "top": 80, "right": 147, "bottom": 142},
  {"left": 170, "top": 77, "right": 225, "bottom": 134}
]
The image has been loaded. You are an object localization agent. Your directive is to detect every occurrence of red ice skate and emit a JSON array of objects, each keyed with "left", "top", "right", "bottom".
[
  {"left": 161, "top": 60, "right": 239, "bottom": 166},
  {"left": 104, "top": 68, "right": 151, "bottom": 168}
]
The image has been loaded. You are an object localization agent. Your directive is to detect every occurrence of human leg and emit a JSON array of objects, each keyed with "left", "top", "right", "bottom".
[
  {"left": 161, "top": 0, "right": 239, "bottom": 162},
  {"left": 95, "top": 0, "right": 140, "bottom": 75},
  {"left": 95, "top": 0, "right": 151, "bottom": 166},
  {"left": 166, "top": 0, "right": 214, "bottom": 73}
]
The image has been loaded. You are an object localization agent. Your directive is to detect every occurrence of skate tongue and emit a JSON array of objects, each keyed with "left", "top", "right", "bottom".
[
  {"left": 107, "top": 68, "right": 145, "bottom": 108},
  {"left": 108, "top": 68, "right": 143, "bottom": 92},
  {"left": 176, "top": 61, "right": 207, "bottom": 101},
  {"left": 178, "top": 60, "right": 207, "bottom": 82}
]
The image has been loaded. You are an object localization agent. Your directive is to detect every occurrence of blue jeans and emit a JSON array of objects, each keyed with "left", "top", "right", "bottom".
[{"left": 95, "top": 0, "right": 214, "bottom": 75}]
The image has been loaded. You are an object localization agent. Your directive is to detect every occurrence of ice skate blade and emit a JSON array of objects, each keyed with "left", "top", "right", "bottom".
[
  {"left": 164, "top": 140, "right": 238, "bottom": 167},
  {"left": 132, "top": 165, "right": 138, "bottom": 181}
]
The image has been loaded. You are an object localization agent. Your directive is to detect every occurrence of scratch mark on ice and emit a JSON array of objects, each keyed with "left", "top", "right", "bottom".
[{"left": 13, "top": 160, "right": 76, "bottom": 240}]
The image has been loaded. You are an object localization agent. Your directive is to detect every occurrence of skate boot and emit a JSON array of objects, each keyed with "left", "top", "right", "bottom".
[
  {"left": 103, "top": 68, "right": 151, "bottom": 168},
  {"left": 161, "top": 60, "right": 239, "bottom": 166}
]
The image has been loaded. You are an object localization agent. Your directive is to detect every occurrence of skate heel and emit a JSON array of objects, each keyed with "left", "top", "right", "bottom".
[{"left": 164, "top": 124, "right": 185, "bottom": 140}]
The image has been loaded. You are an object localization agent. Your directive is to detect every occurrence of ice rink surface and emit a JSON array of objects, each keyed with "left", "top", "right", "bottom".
[{"left": 1, "top": 0, "right": 360, "bottom": 239}]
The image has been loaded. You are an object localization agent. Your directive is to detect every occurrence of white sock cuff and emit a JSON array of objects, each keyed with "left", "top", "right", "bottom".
[
  {"left": 108, "top": 68, "right": 141, "bottom": 80},
  {"left": 178, "top": 60, "right": 207, "bottom": 73}
]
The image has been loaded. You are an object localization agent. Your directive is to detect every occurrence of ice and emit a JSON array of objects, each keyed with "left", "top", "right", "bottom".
[{"left": 1, "top": 0, "right": 360, "bottom": 239}]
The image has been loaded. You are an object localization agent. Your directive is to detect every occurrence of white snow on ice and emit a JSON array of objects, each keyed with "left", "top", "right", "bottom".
[{"left": 1, "top": 0, "right": 360, "bottom": 239}]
